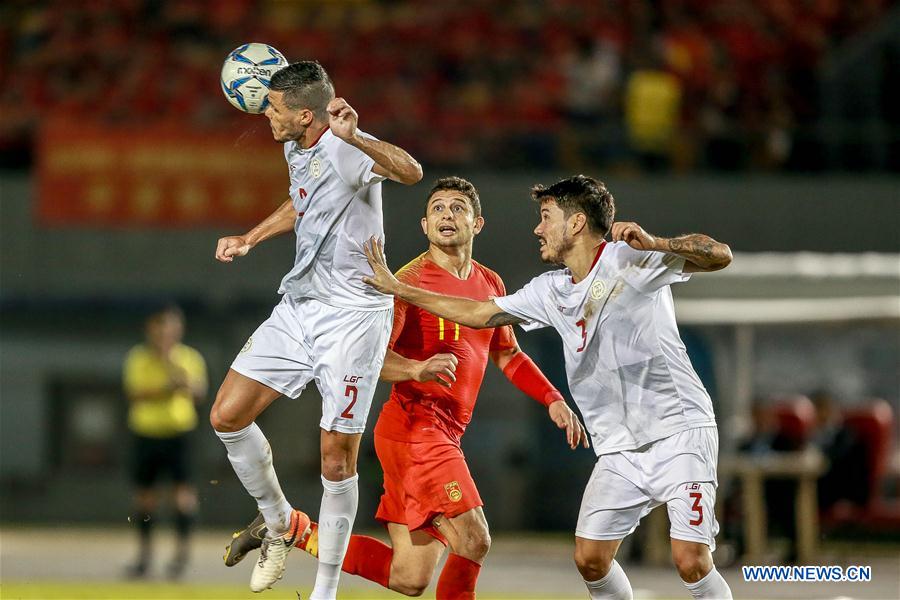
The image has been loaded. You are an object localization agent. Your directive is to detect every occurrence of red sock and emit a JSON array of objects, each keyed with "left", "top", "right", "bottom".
[
  {"left": 339, "top": 534, "right": 393, "bottom": 589},
  {"left": 436, "top": 553, "right": 481, "bottom": 600}
]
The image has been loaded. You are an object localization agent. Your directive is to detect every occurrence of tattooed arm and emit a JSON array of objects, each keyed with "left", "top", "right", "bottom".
[
  {"left": 362, "top": 237, "right": 524, "bottom": 329},
  {"left": 662, "top": 234, "right": 733, "bottom": 272},
  {"left": 610, "top": 222, "right": 733, "bottom": 273}
]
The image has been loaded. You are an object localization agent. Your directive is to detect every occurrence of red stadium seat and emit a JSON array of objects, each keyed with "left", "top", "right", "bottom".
[
  {"left": 822, "top": 399, "right": 900, "bottom": 531},
  {"left": 771, "top": 395, "right": 817, "bottom": 450}
]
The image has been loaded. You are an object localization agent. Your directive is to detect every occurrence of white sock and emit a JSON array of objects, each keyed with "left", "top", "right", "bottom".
[
  {"left": 215, "top": 423, "right": 292, "bottom": 534},
  {"left": 585, "top": 560, "right": 633, "bottom": 600},
  {"left": 684, "top": 567, "right": 733, "bottom": 599},
  {"left": 309, "top": 474, "right": 358, "bottom": 600}
]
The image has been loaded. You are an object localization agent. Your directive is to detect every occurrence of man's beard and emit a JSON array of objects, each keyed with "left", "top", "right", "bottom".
[{"left": 541, "top": 233, "right": 574, "bottom": 265}]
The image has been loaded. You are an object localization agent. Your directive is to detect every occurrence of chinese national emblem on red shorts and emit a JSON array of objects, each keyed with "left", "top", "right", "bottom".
[{"left": 445, "top": 481, "right": 463, "bottom": 502}]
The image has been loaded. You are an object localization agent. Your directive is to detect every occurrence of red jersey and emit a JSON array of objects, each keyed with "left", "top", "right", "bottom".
[{"left": 374, "top": 253, "right": 515, "bottom": 445}]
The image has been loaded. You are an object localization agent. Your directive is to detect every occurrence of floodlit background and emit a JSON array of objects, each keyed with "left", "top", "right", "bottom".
[{"left": 1, "top": 1, "right": 898, "bottom": 599}]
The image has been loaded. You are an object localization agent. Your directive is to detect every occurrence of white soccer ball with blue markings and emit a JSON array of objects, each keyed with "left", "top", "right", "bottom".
[{"left": 220, "top": 43, "right": 288, "bottom": 114}]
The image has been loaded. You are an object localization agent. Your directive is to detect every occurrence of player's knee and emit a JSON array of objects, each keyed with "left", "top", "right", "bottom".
[
  {"left": 453, "top": 524, "right": 490, "bottom": 561},
  {"left": 209, "top": 392, "right": 230, "bottom": 431},
  {"left": 210, "top": 389, "right": 247, "bottom": 432},
  {"left": 320, "top": 447, "right": 356, "bottom": 481},
  {"left": 134, "top": 490, "right": 157, "bottom": 512},
  {"left": 209, "top": 404, "right": 235, "bottom": 432},
  {"left": 174, "top": 486, "right": 198, "bottom": 512},
  {"left": 389, "top": 564, "right": 431, "bottom": 596},
  {"left": 391, "top": 578, "right": 429, "bottom": 597},
  {"left": 466, "top": 527, "right": 491, "bottom": 560},
  {"left": 574, "top": 546, "right": 614, "bottom": 581},
  {"left": 671, "top": 544, "right": 712, "bottom": 583},
  {"left": 320, "top": 457, "right": 355, "bottom": 481}
]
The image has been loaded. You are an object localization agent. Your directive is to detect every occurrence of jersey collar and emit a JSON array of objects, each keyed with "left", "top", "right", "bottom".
[
  {"left": 571, "top": 241, "right": 607, "bottom": 284},
  {"left": 297, "top": 126, "right": 330, "bottom": 152},
  {"left": 424, "top": 252, "right": 476, "bottom": 281}
]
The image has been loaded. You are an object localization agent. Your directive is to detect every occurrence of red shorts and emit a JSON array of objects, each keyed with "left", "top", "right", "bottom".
[{"left": 374, "top": 432, "right": 483, "bottom": 544}]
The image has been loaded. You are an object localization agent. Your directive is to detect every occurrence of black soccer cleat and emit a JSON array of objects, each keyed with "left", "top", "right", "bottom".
[{"left": 223, "top": 512, "right": 267, "bottom": 567}]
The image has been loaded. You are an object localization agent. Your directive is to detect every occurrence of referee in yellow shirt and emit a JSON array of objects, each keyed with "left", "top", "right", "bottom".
[{"left": 124, "top": 305, "right": 207, "bottom": 579}]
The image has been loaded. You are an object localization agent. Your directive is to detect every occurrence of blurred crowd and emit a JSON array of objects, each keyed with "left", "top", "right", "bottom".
[{"left": 1, "top": 0, "right": 894, "bottom": 170}]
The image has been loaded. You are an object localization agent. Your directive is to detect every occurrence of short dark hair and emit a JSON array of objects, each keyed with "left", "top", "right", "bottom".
[
  {"left": 269, "top": 61, "right": 334, "bottom": 119},
  {"left": 146, "top": 303, "right": 184, "bottom": 325},
  {"left": 426, "top": 176, "right": 481, "bottom": 218},
  {"left": 531, "top": 175, "right": 615, "bottom": 236}
]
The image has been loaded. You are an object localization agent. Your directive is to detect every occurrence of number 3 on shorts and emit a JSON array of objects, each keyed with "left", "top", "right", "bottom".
[
  {"left": 689, "top": 491, "right": 703, "bottom": 526},
  {"left": 341, "top": 385, "right": 358, "bottom": 418}
]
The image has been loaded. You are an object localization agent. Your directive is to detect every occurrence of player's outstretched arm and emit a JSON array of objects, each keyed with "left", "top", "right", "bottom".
[
  {"left": 214, "top": 199, "right": 297, "bottom": 263},
  {"left": 611, "top": 222, "right": 733, "bottom": 273},
  {"left": 363, "top": 238, "right": 524, "bottom": 329},
  {"left": 327, "top": 98, "right": 423, "bottom": 185},
  {"left": 492, "top": 347, "right": 589, "bottom": 450},
  {"left": 380, "top": 349, "right": 458, "bottom": 387}
]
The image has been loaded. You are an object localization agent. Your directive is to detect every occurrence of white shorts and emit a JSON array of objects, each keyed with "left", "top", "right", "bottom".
[
  {"left": 576, "top": 426, "right": 720, "bottom": 551},
  {"left": 231, "top": 295, "right": 393, "bottom": 434}
]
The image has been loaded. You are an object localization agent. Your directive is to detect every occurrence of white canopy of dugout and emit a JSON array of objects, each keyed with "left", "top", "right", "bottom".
[
  {"left": 675, "top": 252, "right": 899, "bottom": 324},
  {"left": 671, "top": 252, "right": 899, "bottom": 447}
]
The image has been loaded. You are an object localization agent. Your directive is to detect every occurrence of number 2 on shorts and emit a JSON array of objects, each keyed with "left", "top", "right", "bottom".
[
  {"left": 341, "top": 385, "right": 358, "bottom": 418},
  {"left": 689, "top": 491, "right": 704, "bottom": 526}
]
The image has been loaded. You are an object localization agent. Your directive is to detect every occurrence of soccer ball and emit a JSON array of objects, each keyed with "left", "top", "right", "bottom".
[{"left": 220, "top": 43, "right": 288, "bottom": 114}]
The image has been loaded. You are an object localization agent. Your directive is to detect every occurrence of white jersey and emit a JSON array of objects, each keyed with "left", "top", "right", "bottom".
[
  {"left": 278, "top": 128, "right": 392, "bottom": 310},
  {"left": 494, "top": 241, "right": 717, "bottom": 456}
]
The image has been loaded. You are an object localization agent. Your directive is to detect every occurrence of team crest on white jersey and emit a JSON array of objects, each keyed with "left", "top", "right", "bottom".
[
  {"left": 311, "top": 158, "right": 321, "bottom": 179},
  {"left": 590, "top": 280, "right": 608, "bottom": 300},
  {"left": 240, "top": 337, "right": 253, "bottom": 353}
]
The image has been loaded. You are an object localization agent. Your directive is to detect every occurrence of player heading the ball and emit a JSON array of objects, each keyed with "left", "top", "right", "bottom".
[{"left": 211, "top": 58, "right": 422, "bottom": 599}]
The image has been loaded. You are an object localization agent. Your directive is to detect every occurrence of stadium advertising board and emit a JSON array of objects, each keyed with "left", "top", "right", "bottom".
[{"left": 37, "top": 121, "right": 286, "bottom": 227}]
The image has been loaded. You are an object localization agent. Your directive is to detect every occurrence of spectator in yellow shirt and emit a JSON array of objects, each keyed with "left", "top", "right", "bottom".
[
  {"left": 123, "top": 305, "right": 207, "bottom": 579},
  {"left": 624, "top": 54, "right": 683, "bottom": 171}
]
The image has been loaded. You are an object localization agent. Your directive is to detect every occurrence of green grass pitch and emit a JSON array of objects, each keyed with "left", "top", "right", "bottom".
[{"left": 0, "top": 582, "right": 591, "bottom": 600}]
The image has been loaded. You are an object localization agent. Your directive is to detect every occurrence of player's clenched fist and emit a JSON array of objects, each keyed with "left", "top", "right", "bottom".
[
  {"left": 215, "top": 235, "right": 252, "bottom": 262},
  {"left": 327, "top": 97, "right": 358, "bottom": 141},
  {"left": 414, "top": 353, "right": 459, "bottom": 388},
  {"left": 611, "top": 221, "right": 657, "bottom": 251}
]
